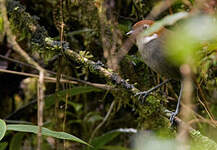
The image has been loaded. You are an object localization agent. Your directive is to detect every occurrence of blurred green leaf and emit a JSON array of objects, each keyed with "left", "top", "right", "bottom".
[
  {"left": 88, "top": 131, "right": 120, "bottom": 150},
  {"left": 190, "top": 129, "right": 217, "bottom": 150},
  {"left": 67, "top": 101, "right": 83, "bottom": 112},
  {"left": 7, "top": 124, "right": 90, "bottom": 146},
  {"left": 9, "top": 133, "right": 25, "bottom": 150},
  {"left": 0, "top": 142, "right": 8, "bottom": 150},
  {"left": 118, "top": 20, "right": 132, "bottom": 33},
  {"left": 166, "top": 15, "right": 217, "bottom": 65},
  {"left": 68, "top": 119, "right": 82, "bottom": 125},
  {"left": 143, "top": 12, "right": 189, "bottom": 36},
  {"left": 0, "top": 120, "right": 6, "bottom": 141},
  {"left": 45, "top": 86, "right": 102, "bottom": 108},
  {"left": 132, "top": 132, "right": 177, "bottom": 150},
  {"left": 84, "top": 112, "right": 103, "bottom": 124}
]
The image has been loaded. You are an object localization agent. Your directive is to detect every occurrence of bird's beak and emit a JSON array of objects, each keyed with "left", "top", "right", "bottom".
[{"left": 126, "top": 30, "right": 134, "bottom": 35}]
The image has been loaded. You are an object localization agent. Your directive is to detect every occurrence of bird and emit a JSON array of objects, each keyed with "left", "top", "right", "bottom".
[{"left": 127, "top": 20, "right": 183, "bottom": 124}]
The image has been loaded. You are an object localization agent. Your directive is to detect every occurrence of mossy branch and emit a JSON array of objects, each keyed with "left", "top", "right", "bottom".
[
  {"left": 5, "top": 0, "right": 139, "bottom": 94},
  {"left": 3, "top": 1, "right": 217, "bottom": 147}
]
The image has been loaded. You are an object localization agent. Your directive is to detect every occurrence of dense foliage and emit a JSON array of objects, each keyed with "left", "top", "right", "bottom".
[{"left": 0, "top": 0, "right": 216, "bottom": 149}]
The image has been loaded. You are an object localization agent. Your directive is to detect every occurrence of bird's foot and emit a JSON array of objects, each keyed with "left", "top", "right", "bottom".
[
  {"left": 135, "top": 91, "right": 150, "bottom": 104},
  {"left": 170, "top": 111, "right": 178, "bottom": 125}
]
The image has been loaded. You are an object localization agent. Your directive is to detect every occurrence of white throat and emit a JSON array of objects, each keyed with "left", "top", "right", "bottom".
[{"left": 140, "top": 33, "right": 158, "bottom": 44}]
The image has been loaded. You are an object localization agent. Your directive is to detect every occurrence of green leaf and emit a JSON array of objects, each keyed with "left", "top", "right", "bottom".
[
  {"left": 9, "top": 133, "right": 25, "bottom": 150},
  {"left": 166, "top": 15, "right": 217, "bottom": 65},
  {"left": 143, "top": 12, "right": 189, "bottom": 36},
  {"left": 88, "top": 131, "right": 121, "bottom": 150},
  {"left": 45, "top": 86, "right": 102, "bottom": 108},
  {"left": 0, "top": 119, "right": 6, "bottom": 141},
  {"left": 0, "top": 142, "right": 8, "bottom": 150},
  {"left": 87, "top": 128, "right": 137, "bottom": 150},
  {"left": 7, "top": 124, "right": 90, "bottom": 146},
  {"left": 84, "top": 112, "right": 103, "bottom": 124},
  {"left": 67, "top": 101, "right": 83, "bottom": 112}
]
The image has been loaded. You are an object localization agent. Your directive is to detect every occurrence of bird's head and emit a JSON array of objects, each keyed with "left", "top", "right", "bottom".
[{"left": 127, "top": 20, "right": 164, "bottom": 44}]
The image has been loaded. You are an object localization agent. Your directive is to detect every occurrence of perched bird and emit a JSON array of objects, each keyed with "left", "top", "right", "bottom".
[{"left": 127, "top": 20, "right": 183, "bottom": 123}]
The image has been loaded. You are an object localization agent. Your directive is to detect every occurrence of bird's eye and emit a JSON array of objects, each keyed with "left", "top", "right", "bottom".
[{"left": 143, "top": 24, "right": 149, "bottom": 29}]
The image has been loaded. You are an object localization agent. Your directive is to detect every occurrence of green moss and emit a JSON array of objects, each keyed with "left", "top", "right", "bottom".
[
  {"left": 6, "top": 0, "right": 53, "bottom": 63},
  {"left": 135, "top": 95, "right": 168, "bottom": 130}
]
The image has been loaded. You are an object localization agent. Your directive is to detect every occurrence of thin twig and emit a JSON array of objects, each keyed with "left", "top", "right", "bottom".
[
  {"left": 37, "top": 71, "right": 44, "bottom": 150},
  {"left": 0, "top": 1, "right": 46, "bottom": 148},
  {"left": 0, "top": 68, "right": 77, "bottom": 84},
  {"left": 196, "top": 81, "right": 216, "bottom": 125},
  {"left": 0, "top": 54, "right": 34, "bottom": 68},
  {"left": 0, "top": 68, "right": 117, "bottom": 91},
  {"left": 188, "top": 119, "right": 216, "bottom": 126},
  {"left": 89, "top": 100, "right": 116, "bottom": 143},
  {"left": 180, "top": 102, "right": 217, "bottom": 127},
  {"left": 0, "top": 55, "right": 115, "bottom": 90}
]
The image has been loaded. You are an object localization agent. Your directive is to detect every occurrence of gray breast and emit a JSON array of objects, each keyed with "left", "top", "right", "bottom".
[{"left": 137, "top": 35, "right": 181, "bottom": 80}]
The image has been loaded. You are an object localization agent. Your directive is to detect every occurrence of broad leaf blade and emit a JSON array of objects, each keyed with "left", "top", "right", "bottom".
[
  {"left": 87, "top": 128, "right": 137, "bottom": 150},
  {"left": 45, "top": 86, "right": 102, "bottom": 108},
  {"left": 0, "top": 119, "right": 6, "bottom": 141},
  {"left": 7, "top": 124, "right": 90, "bottom": 146},
  {"left": 89, "top": 131, "right": 120, "bottom": 150}
]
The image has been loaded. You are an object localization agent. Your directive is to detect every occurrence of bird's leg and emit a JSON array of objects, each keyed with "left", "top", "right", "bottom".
[
  {"left": 136, "top": 79, "right": 171, "bottom": 103},
  {"left": 170, "top": 82, "right": 183, "bottom": 125}
]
